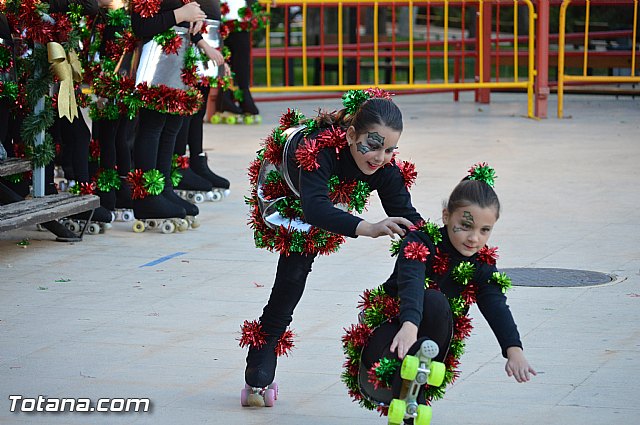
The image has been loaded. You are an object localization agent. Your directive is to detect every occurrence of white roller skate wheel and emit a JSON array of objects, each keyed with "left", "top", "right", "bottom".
[
  {"left": 193, "top": 193, "right": 204, "bottom": 203},
  {"left": 122, "top": 210, "right": 134, "bottom": 222},
  {"left": 88, "top": 223, "right": 101, "bottom": 235},
  {"left": 132, "top": 220, "right": 145, "bottom": 233},
  {"left": 110, "top": 211, "right": 116, "bottom": 222},
  {"left": 68, "top": 221, "right": 81, "bottom": 233},
  {"left": 161, "top": 220, "right": 176, "bottom": 234},
  {"left": 190, "top": 217, "right": 200, "bottom": 229},
  {"left": 176, "top": 219, "right": 189, "bottom": 232},
  {"left": 147, "top": 220, "right": 160, "bottom": 229},
  {"left": 211, "top": 191, "right": 223, "bottom": 202},
  {"left": 223, "top": 189, "right": 231, "bottom": 197},
  {"left": 103, "top": 222, "right": 112, "bottom": 230}
]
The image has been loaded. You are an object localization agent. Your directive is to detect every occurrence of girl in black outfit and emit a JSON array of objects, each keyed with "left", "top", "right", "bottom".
[
  {"left": 240, "top": 89, "right": 423, "bottom": 406},
  {"left": 342, "top": 164, "right": 536, "bottom": 422}
]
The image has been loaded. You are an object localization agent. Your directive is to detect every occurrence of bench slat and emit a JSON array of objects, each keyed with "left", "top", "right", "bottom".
[
  {"left": 0, "top": 158, "right": 32, "bottom": 177},
  {"left": 0, "top": 193, "right": 100, "bottom": 232}
]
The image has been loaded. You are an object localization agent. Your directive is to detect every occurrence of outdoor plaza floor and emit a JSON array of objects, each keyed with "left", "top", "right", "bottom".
[{"left": 1, "top": 92, "right": 639, "bottom": 424}]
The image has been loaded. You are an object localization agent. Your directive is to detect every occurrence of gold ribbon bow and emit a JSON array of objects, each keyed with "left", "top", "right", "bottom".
[{"left": 47, "top": 42, "right": 83, "bottom": 122}]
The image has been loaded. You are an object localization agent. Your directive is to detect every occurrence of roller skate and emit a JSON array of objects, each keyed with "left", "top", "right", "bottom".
[
  {"left": 131, "top": 194, "right": 189, "bottom": 234},
  {"left": 114, "top": 177, "right": 135, "bottom": 222},
  {"left": 61, "top": 205, "right": 114, "bottom": 235},
  {"left": 174, "top": 166, "right": 215, "bottom": 205},
  {"left": 189, "top": 153, "right": 230, "bottom": 202},
  {"left": 242, "top": 335, "right": 280, "bottom": 408},
  {"left": 238, "top": 88, "right": 262, "bottom": 125},
  {"left": 163, "top": 189, "right": 200, "bottom": 229},
  {"left": 210, "top": 90, "right": 245, "bottom": 125},
  {"left": 386, "top": 339, "right": 446, "bottom": 425}
]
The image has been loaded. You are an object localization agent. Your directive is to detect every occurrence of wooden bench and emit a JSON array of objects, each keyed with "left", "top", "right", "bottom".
[
  {"left": 0, "top": 192, "right": 100, "bottom": 234},
  {"left": 0, "top": 158, "right": 32, "bottom": 177}
]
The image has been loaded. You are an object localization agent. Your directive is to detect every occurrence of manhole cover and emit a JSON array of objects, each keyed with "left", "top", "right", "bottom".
[{"left": 501, "top": 268, "right": 614, "bottom": 287}]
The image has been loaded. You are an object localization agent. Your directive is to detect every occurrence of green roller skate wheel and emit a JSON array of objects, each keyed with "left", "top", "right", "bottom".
[
  {"left": 210, "top": 114, "right": 222, "bottom": 124},
  {"left": 400, "top": 354, "right": 419, "bottom": 381},
  {"left": 387, "top": 399, "right": 407, "bottom": 425},
  {"left": 427, "top": 361, "right": 446, "bottom": 387},
  {"left": 415, "top": 404, "right": 433, "bottom": 425},
  {"left": 225, "top": 115, "right": 237, "bottom": 125},
  {"left": 244, "top": 115, "right": 254, "bottom": 125}
]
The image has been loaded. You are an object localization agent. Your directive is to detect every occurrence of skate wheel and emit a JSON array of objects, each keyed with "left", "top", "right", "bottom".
[
  {"left": 427, "top": 361, "right": 446, "bottom": 387},
  {"left": 223, "top": 189, "right": 231, "bottom": 197},
  {"left": 88, "top": 223, "right": 101, "bottom": 235},
  {"left": 264, "top": 388, "right": 276, "bottom": 407},
  {"left": 210, "top": 190, "right": 223, "bottom": 202},
  {"left": 58, "top": 181, "right": 68, "bottom": 191},
  {"left": 415, "top": 404, "right": 433, "bottom": 425},
  {"left": 68, "top": 221, "right": 81, "bottom": 233},
  {"left": 122, "top": 210, "right": 134, "bottom": 222},
  {"left": 133, "top": 220, "right": 145, "bottom": 233},
  {"left": 387, "top": 399, "right": 407, "bottom": 425},
  {"left": 240, "top": 388, "right": 250, "bottom": 406},
  {"left": 210, "top": 114, "right": 222, "bottom": 124},
  {"left": 161, "top": 221, "right": 176, "bottom": 234},
  {"left": 147, "top": 219, "right": 160, "bottom": 229},
  {"left": 102, "top": 223, "right": 112, "bottom": 231},
  {"left": 190, "top": 217, "right": 200, "bottom": 229},
  {"left": 177, "top": 219, "right": 189, "bottom": 232},
  {"left": 193, "top": 193, "right": 204, "bottom": 204},
  {"left": 254, "top": 115, "right": 262, "bottom": 124},
  {"left": 244, "top": 115, "right": 254, "bottom": 125},
  {"left": 225, "top": 115, "right": 237, "bottom": 125},
  {"left": 268, "top": 382, "right": 278, "bottom": 400},
  {"left": 400, "top": 354, "right": 420, "bottom": 381}
]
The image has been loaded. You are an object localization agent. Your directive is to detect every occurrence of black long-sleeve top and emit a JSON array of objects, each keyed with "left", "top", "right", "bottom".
[
  {"left": 0, "top": 14, "right": 12, "bottom": 40},
  {"left": 131, "top": 0, "right": 203, "bottom": 44},
  {"left": 286, "top": 130, "right": 422, "bottom": 237},
  {"left": 382, "top": 227, "right": 522, "bottom": 358}
]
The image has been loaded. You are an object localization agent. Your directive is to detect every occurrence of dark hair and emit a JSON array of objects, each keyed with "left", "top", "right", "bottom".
[
  {"left": 313, "top": 98, "right": 403, "bottom": 135},
  {"left": 445, "top": 178, "right": 501, "bottom": 219}
]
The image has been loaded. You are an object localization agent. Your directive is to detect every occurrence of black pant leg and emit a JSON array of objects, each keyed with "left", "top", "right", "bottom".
[
  {"left": 187, "top": 84, "right": 210, "bottom": 157},
  {"left": 156, "top": 114, "right": 184, "bottom": 185},
  {"left": 418, "top": 289, "right": 454, "bottom": 362},
  {"left": 260, "top": 252, "right": 317, "bottom": 334},
  {"left": 226, "top": 31, "right": 251, "bottom": 89},
  {"left": 134, "top": 109, "right": 167, "bottom": 172},
  {"left": 115, "top": 115, "right": 135, "bottom": 173}
]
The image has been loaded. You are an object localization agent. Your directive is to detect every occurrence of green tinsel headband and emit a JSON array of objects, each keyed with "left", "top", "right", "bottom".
[
  {"left": 341, "top": 88, "right": 393, "bottom": 116},
  {"left": 467, "top": 162, "right": 497, "bottom": 187}
]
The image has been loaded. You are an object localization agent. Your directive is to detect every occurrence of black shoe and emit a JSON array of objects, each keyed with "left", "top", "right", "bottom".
[
  {"left": 40, "top": 220, "right": 82, "bottom": 242},
  {"left": 239, "top": 88, "right": 259, "bottom": 115},
  {"left": 189, "top": 154, "right": 230, "bottom": 189},
  {"left": 245, "top": 335, "right": 279, "bottom": 388},
  {"left": 220, "top": 90, "right": 243, "bottom": 114},
  {"left": 98, "top": 189, "right": 116, "bottom": 212},
  {"left": 70, "top": 205, "right": 113, "bottom": 223},
  {"left": 175, "top": 166, "right": 213, "bottom": 192},
  {"left": 163, "top": 189, "right": 199, "bottom": 217},
  {"left": 115, "top": 177, "right": 133, "bottom": 209},
  {"left": 133, "top": 194, "right": 187, "bottom": 220}
]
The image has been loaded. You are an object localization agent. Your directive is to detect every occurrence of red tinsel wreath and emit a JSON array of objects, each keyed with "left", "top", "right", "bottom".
[
  {"left": 294, "top": 138, "right": 321, "bottom": 171},
  {"left": 403, "top": 241, "right": 430, "bottom": 263},
  {"left": 275, "top": 329, "right": 295, "bottom": 357},
  {"left": 341, "top": 323, "right": 372, "bottom": 350},
  {"left": 329, "top": 180, "right": 357, "bottom": 205},
  {"left": 263, "top": 136, "right": 284, "bottom": 166},
  {"left": 396, "top": 159, "right": 417, "bottom": 189},
  {"left": 315, "top": 126, "right": 347, "bottom": 157},
  {"left": 454, "top": 315, "right": 473, "bottom": 339},
  {"left": 247, "top": 158, "right": 262, "bottom": 186},
  {"left": 460, "top": 282, "right": 478, "bottom": 305},
  {"left": 432, "top": 248, "right": 450, "bottom": 275},
  {"left": 279, "top": 108, "right": 300, "bottom": 130},
  {"left": 238, "top": 319, "right": 267, "bottom": 349},
  {"left": 126, "top": 169, "right": 148, "bottom": 200}
]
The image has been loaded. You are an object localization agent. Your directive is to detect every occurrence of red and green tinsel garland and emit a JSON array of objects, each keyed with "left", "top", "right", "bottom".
[
  {"left": 136, "top": 83, "right": 202, "bottom": 116},
  {"left": 171, "top": 154, "right": 189, "bottom": 187},
  {"left": 220, "top": 1, "right": 270, "bottom": 38},
  {"left": 126, "top": 168, "right": 165, "bottom": 199},
  {"left": 95, "top": 168, "right": 121, "bottom": 192},
  {"left": 342, "top": 227, "right": 512, "bottom": 413}
]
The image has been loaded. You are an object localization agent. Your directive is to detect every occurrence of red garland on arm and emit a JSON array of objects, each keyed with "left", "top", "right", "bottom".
[
  {"left": 275, "top": 329, "right": 295, "bottom": 357},
  {"left": 403, "top": 241, "right": 430, "bottom": 263},
  {"left": 453, "top": 315, "right": 473, "bottom": 339},
  {"left": 295, "top": 138, "right": 321, "bottom": 171},
  {"left": 133, "top": 0, "right": 162, "bottom": 18},
  {"left": 477, "top": 246, "right": 499, "bottom": 265},
  {"left": 238, "top": 319, "right": 267, "bottom": 349},
  {"left": 315, "top": 126, "right": 347, "bottom": 158}
]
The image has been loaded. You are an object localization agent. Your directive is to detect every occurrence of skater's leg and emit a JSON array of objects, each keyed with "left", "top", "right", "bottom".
[
  {"left": 186, "top": 84, "right": 210, "bottom": 157},
  {"left": 417, "top": 289, "right": 453, "bottom": 362},
  {"left": 226, "top": 31, "right": 258, "bottom": 115},
  {"left": 115, "top": 115, "right": 135, "bottom": 173},
  {"left": 59, "top": 110, "right": 91, "bottom": 183}
]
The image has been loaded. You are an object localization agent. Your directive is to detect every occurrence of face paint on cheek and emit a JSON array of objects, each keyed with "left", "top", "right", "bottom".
[
  {"left": 356, "top": 142, "right": 371, "bottom": 155},
  {"left": 367, "top": 131, "right": 385, "bottom": 147},
  {"left": 463, "top": 211, "right": 474, "bottom": 223},
  {"left": 452, "top": 226, "right": 464, "bottom": 233}
]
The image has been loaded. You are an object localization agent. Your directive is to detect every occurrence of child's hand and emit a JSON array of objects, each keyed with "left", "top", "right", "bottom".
[
  {"left": 390, "top": 321, "right": 418, "bottom": 359},
  {"left": 198, "top": 41, "right": 225, "bottom": 66},
  {"left": 174, "top": 2, "right": 206, "bottom": 24},
  {"left": 356, "top": 217, "right": 413, "bottom": 239},
  {"left": 505, "top": 346, "right": 537, "bottom": 383}
]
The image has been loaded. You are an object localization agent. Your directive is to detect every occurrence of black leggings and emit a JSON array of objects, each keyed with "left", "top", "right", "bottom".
[
  {"left": 417, "top": 289, "right": 454, "bottom": 362},
  {"left": 259, "top": 252, "right": 317, "bottom": 335},
  {"left": 134, "top": 109, "right": 184, "bottom": 180},
  {"left": 174, "top": 84, "right": 210, "bottom": 157},
  {"left": 224, "top": 31, "right": 251, "bottom": 89},
  {"left": 96, "top": 116, "right": 135, "bottom": 174},
  {"left": 57, "top": 111, "right": 91, "bottom": 183}
]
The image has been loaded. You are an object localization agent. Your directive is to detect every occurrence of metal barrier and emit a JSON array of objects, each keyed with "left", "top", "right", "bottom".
[
  {"left": 251, "top": 0, "right": 536, "bottom": 117},
  {"left": 557, "top": 0, "right": 639, "bottom": 117}
]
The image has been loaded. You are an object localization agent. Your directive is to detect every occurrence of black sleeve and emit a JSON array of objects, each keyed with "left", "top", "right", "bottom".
[
  {"left": 131, "top": 9, "right": 178, "bottom": 39},
  {"left": 396, "top": 231, "right": 433, "bottom": 327},
  {"left": 195, "top": 0, "right": 219, "bottom": 20},
  {"left": 376, "top": 165, "right": 422, "bottom": 225},
  {"left": 0, "top": 14, "right": 12, "bottom": 39},
  {"left": 475, "top": 267, "right": 523, "bottom": 358},
  {"left": 48, "top": 0, "right": 99, "bottom": 16},
  {"left": 299, "top": 149, "right": 363, "bottom": 237}
]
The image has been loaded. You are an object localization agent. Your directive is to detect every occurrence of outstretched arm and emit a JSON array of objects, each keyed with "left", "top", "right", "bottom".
[{"left": 505, "top": 346, "right": 537, "bottom": 383}]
